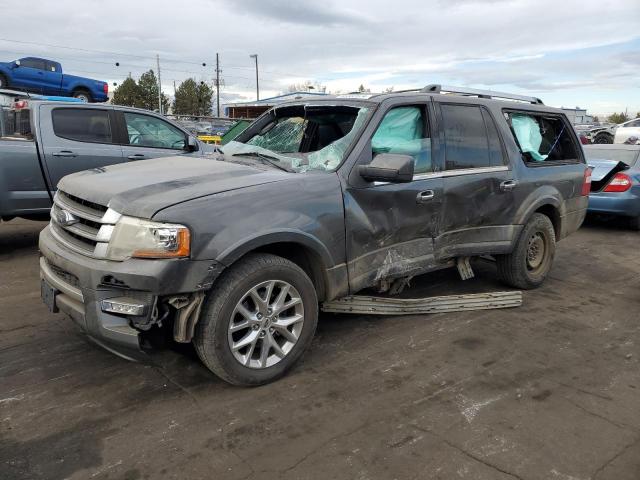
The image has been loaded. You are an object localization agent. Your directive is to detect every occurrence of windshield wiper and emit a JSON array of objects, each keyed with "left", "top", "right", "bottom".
[{"left": 231, "top": 152, "right": 295, "bottom": 173}]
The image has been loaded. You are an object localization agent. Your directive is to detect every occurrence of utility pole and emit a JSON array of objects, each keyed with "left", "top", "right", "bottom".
[
  {"left": 249, "top": 54, "right": 259, "bottom": 101},
  {"left": 156, "top": 54, "right": 163, "bottom": 114},
  {"left": 216, "top": 53, "right": 221, "bottom": 117}
]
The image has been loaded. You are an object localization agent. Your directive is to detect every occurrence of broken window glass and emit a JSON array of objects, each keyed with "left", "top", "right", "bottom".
[
  {"left": 508, "top": 112, "right": 578, "bottom": 163},
  {"left": 246, "top": 117, "right": 306, "bottom": 153},
  {"left": 222, "top": 106, "right": 370, "bottom": 173}
]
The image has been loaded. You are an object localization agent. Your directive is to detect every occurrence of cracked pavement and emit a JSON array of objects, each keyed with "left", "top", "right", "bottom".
[{"left": 1, "top": 218, "right": 639, "bottom": 480}]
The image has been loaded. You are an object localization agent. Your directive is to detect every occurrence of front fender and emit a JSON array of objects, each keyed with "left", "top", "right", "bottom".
[{"left": 216, "top": 229, "right": 336, "bottom": 269}]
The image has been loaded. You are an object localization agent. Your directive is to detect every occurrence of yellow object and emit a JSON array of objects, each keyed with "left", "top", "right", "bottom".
[{"left": 198, "top": 135, "right": 221, "bottom": 144}]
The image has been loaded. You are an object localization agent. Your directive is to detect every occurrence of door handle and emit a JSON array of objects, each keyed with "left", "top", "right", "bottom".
[
  {"left": 416, "top": 190, "right": 435, "bottom": 204},
  {"left": 500, "top": 180, "right": 518, "bottom": 192},
  {"left": 52, "top": 151, "right": 77, "bottom": 157},
  {"left": 127, "top": 154, "right": 146, "bottom": 160}
]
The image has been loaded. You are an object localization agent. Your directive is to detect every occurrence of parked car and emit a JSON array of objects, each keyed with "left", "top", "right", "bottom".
[
  {"left": 38, "top": 85, "right": 589, "bottom": 385},
  {"left": 613, "top": 118, "right": 640, "bottom": 144},
  {"left": 0, "top": 57, "right": 108, "bottom": 102},
  {"left": 0, "top": 99, "right": 214, "bottom": 221},
  {"left": 584, "top": 144, "right": 640, "bottom": 229}
]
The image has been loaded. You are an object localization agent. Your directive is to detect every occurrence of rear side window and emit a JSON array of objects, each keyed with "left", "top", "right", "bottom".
[
  {"left": 441, "top": 104, "right": 504, "bottom": 170},
  {"left": 507, "top": 112, "right": 579, "bottom": 164},
  {"left": 52, "top": 108, "right": 113, "bottom": 143}
]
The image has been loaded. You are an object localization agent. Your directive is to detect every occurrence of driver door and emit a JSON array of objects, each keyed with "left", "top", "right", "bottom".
[
  {"left": 118, "top": 111, "right": 196, "bottom": 162},
  {"left": 343, "top": 103, "right": 444, "bottom": 293}
]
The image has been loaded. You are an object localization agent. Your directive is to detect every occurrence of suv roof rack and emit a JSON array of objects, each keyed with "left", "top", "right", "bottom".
[{"left": 421, "top": 84, "right": 544, "bottom": 105}]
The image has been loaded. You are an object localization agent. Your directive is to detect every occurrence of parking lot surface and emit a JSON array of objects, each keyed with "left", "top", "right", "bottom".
[{"left": 1, "top": 219, "right": 639, "bottom": 480}]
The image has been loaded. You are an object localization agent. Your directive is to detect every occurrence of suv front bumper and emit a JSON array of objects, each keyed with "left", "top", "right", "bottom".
[{"left": 39, "top": 225, "right": 222, "bottom": 359}]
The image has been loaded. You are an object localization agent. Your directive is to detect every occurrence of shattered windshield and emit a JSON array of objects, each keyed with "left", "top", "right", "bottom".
[{"left": 220, "top": 105, "right": 370, "bottom": 172}]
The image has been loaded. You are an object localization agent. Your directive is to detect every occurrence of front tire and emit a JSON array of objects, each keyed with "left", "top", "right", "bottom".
[
  {"left": 194, "top": 253, "right": 318, "bottom": 386},
  {"left": 496, "top": 213, "right": 556, "bottom": 289},
  {"left": 593, "top": 132, "right": 613, "bottom": 144},
  {"left": 0, "top": 74, "right": 8, "bottom": 89}
]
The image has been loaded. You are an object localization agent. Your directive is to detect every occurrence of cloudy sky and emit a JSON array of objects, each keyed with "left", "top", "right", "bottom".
[{"left": 1, "top": 0, "right": 638, "bottom": 115}]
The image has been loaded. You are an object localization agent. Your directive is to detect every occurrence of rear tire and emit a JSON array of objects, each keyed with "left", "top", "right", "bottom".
[
  {"left": 194, "top": 253, "right": 318, "bottom": 386},
  {"left": 72, "top": 89, "right": 92, "bottom": 102},
  {"left": 496, "top": 213, "right": 556, "bottom": 289},
  {"left": 630, "top": 216, "right": 640, "bottom": 231}
]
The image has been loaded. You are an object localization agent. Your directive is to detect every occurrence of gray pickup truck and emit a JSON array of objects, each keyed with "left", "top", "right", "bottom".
[
  {"left": 38, "top": 85, "right": 590, "bottom": 385},
  {"left": 0, "top": 96, "right": 210, "bottom": 221}
]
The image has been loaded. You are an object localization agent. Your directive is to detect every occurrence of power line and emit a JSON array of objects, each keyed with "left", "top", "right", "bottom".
[{"left": 0, "top": 37, "right": 210, "bottom": 66}]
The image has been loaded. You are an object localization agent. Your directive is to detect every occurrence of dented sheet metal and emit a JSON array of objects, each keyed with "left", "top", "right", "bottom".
[{"left": 321, "top": 291, "right": 522, "bottom": 315}]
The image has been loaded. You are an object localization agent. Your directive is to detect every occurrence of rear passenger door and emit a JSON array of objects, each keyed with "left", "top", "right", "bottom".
[
  {"left": 434, "top": 102, "right": 517, "bottom": 257},
  {"left": 118, "top": 111, "right": 196, "bottom": 161},
  {"left": 38, "top": 104, "right": 124, "bottom": 189}
]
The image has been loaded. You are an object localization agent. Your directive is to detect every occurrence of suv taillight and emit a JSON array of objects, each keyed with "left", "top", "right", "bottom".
[
  {"left": 581, "top": 167, "right": 592, "bottom": 196},
  {"left": 103, "top": 83, "right": 108, "bottom": 94},
  {"left": 603, "top": 172, "right": 632, "bottom": 193}
]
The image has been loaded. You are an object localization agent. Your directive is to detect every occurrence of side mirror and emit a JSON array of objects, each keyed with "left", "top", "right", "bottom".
[
  {"left": 186, "top": 136, "right": 199, "bottom": 152},
  {"left": 12, "top": 60, "right": 20, "bottom": 68},
  {"left": 359, "top": 153, "right": 414, "bottom": 183}
]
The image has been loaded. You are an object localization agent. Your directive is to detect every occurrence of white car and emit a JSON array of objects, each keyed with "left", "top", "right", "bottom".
[{"left": 614, "top": 118, "right": 640, "bottom": 144}]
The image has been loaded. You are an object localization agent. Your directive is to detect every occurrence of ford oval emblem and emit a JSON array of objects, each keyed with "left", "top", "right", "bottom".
[{"left": 56, "top": 209, "right": 79, "bottom": 226}]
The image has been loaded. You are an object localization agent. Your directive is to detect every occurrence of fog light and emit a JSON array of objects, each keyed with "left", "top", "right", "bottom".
[{"left": 101, "top": 297, "right": 147, "bottom": 316}]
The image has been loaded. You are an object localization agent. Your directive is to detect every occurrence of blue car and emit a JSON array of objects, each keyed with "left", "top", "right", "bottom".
[
  {"left": 0, "top": 57, "right": 108, "bottom": 102},
  {"left": 584, "top": 144, "right": 640, "bottom": 230}
]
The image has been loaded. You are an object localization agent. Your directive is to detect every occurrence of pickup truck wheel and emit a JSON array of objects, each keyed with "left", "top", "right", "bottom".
[
  {"left": 72, "top": 90, "right": 92, "bottom": 102},
  {"left": 0, "top": 74, "right": 7, "bottom": 88},
  {"left": 194, "top": 253, "right": 318, "bottom": 386},
  {"left": 496, "top": 213, "right": 556, "bottom": 289}
]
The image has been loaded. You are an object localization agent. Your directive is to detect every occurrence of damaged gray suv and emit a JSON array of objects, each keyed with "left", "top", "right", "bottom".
[{"left": 39, "top": 85, "right": 590, "bottom": 385}]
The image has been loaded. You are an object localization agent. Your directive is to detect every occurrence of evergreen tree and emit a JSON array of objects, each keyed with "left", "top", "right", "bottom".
[
  {"left": 111, "top": 77, "right": 140, "bottom": 107},
  {"left": 137, "top": 70, "right": 170, "bottom": 112},
  {"left": 173, "top": 79, "right": 213, "bottom": 116}
]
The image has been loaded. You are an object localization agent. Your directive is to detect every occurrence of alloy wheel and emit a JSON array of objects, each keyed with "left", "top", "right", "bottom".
[{"left": 227, "top": 280, "right": 305, "bottom": 369}]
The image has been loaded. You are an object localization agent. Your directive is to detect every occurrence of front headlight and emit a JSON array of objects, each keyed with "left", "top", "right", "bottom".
[{"left": 106, "top": 216, "right": 190, "bottom": 260}]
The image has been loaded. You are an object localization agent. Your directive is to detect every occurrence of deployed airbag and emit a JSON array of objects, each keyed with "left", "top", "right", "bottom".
[{"left": 511, "top": 114, "right": 547, "bottom": 162}]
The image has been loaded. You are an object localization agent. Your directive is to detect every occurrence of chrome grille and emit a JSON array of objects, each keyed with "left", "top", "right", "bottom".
[{"left": 50, "top": 190, "right": 121, "bottom": 258}]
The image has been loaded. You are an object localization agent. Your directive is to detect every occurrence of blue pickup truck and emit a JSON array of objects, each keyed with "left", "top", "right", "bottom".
[{"left": 0, "top": 57, "right": 108, "bottom": 103}]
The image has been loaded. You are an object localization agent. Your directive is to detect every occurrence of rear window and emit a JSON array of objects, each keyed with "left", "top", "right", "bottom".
[
  {"left": 52, "top": 108, "right": 113, "bottom": 143},
  {"left": 584, "top": 148, "right": 639, "bottom": 167},
  {"left": 506, "top": 111, "right": 580, "bottom": 164}
]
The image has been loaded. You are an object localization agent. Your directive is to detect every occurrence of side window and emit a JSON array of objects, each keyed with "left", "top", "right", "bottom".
[
  {"left": 507, "top": 112, "right": 579, "bottom": 163},
  {"left": 21, "top": 58, "right": 46, "bottom": 70},
  {"left": 45, "top": 61, "right": 58, "bottom": 73},
  {"left": 52, "top": 108, "right": 113, "bottom": 143},
  {"left": 441, "top": 104, "right": 494, "bottom": 170},
  {"left": 371, "top": 106, "right": 432, "bottom": 174},
  {"left": 124, "top": 112, "right": 186, "bottom": 150}
]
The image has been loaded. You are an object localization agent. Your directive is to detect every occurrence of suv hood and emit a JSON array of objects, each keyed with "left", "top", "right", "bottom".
[{"left": 57, "top": 156, "right": 290, "bottom": 218}]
